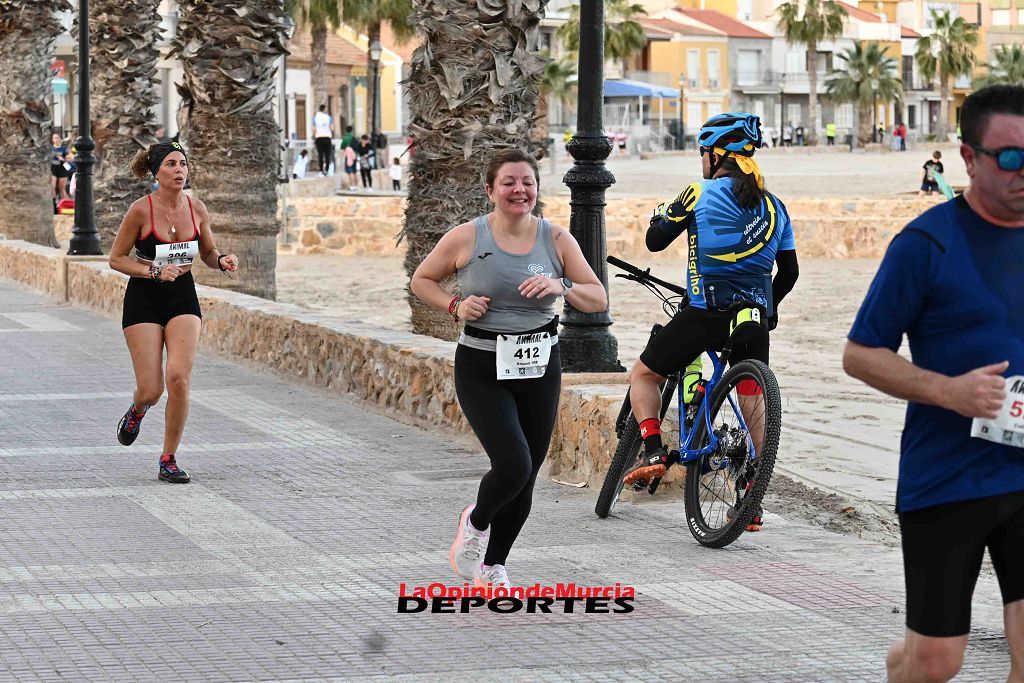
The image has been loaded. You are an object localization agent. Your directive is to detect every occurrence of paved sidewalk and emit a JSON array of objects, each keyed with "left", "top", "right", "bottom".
[{"left": 0, "top": 280, "right": 1011, "bottom": 682}]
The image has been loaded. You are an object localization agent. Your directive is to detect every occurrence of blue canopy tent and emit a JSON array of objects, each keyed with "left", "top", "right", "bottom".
[{"left": 603, "top": 78, "right": 680, "bottom": 133}]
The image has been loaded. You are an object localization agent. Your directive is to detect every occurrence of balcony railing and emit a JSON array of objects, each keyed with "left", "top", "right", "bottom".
[
  {"left": 732, "top": 70, "right": 780, "bottom": 87},
  {"left": 627, "top": 71, "right": 673, "bottom": 87}
]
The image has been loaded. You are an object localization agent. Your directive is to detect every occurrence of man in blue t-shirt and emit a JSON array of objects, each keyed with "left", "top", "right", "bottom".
[
  {"left": 624, "top": 113, "right": 800, "bottom": 533},
  {"left": 845, "top": 85, "right": 1024, "bottom": 683}
]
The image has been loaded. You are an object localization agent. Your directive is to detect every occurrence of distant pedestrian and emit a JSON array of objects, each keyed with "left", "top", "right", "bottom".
[
  {"left": 389, "top": 156, "right": 402, "bottom": 191},
  {"left": 918, "top": 150, "right": 943, "bottom": 196},
  {"left": 795, "top": 125, "right": 805, "bottom": 146},
  {"left": 51, "top": 132, "right": 71, "bottom": 203},
  {"left": 340, "top": 125, "right": 354, "bottom": 151},
  {"left": 373, "top": 128, "right": 388, "bottom": 169},
  {"left": 344, "top": 143, "right": 358, "bottom": 191},
  {"left": 891, "top": 124, "right": 902, "bottom": 151},
  {"left": 356, "top": 134, "right": 373, "bottom": 189},
  {"left": 899, "top": 123, "right": 908, "bottom": 151},
  {"left": 826, "top": 121, "right": 836, "bottom": 146},
  {"left": 783, "top": 124, "right": 793, "bottom": 146},
  {"left": 292, "top": 149, "right": 309, "bottom": 180},
  {"left": 616, "top": 130, "right": 627, "bottom": 155},
  {"left": 108, "top": 141, "right": 239, "bottom": 484},
  {"left": 312, "top": 104, "right": 334, "bottom": 176}
]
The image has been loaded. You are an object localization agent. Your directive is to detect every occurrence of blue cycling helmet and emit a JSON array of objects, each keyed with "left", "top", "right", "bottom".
[{"left": 697, "top": 113, "right": 763, "bottom": 156}]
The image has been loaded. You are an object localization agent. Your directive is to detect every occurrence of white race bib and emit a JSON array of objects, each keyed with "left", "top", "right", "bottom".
[
  {"left": 495, "top": 332, "right": 552, "bottom": 380},
  {"left": 971, "top": 375, "right": 1024, "bottom": 449},
  {"left": 152, "top": 240, "right": 199, "bottom": 268}
]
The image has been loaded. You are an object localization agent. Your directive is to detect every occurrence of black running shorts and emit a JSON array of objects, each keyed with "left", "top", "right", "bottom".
[
  {"left": 639, "top": 305, "right": 768, "bottom": 378},
  {"left": 899, "top": 489, "right": 1024, "bottom": 637},
  {"left": 122, "top": 271, "right": 202, "bottom": 329}
]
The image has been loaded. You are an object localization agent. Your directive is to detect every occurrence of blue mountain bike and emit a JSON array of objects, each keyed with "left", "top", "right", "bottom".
[{"left": 595, "top": 256, "right": 782, "bottom": 548}]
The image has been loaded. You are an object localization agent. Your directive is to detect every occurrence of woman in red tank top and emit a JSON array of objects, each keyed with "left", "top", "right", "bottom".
[{"left": 107, "top": 141, "right": 239, "bottom": 484}]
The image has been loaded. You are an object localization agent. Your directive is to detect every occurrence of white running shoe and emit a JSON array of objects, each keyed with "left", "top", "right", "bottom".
[
  {"left": 449, "top": 505, "right": 488, "bottom": 580},
  {"left": 475, "top": 563, "right": 511, "bottom": 589}
]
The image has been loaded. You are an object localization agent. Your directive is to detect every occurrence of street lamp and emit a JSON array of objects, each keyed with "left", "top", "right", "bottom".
[
  {"left": 559, "top": 0, "right": 623, "bottom": 372},
  {"left": 369, "top": 39, "right": 382, "bottom": 169},
  {"left": 678, "top": 74, "right": 686, "bottom": 150},
  {"left": 68, "top": 0, "right": 101, "bottom": 255}
]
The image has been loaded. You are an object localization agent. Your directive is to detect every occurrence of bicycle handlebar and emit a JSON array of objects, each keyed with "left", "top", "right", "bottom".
[{"left": 607, "top": 255, "right": 690, "bottom": 298}]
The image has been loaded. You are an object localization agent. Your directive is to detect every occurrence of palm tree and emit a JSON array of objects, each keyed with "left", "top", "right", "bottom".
[
  {"left": 171, "top": 0, "right": 289, "bottom": 300},
  {"left": 286, "top": 0, "right": 342, "bottom": 112},
  {"left": 539, "top": 55, "right": 576, "bottom": 134},
  {"left": 90, "top": 0, "right": 164, "bottom": 251},
  {"left": 343, "top": 0, "right": 414, "bottom": 135},
  {"left": 775, "top": 0, "right": 847, "bottom": 146},
  {"left": 826, "top": 41, "right": 902, "bottom": 147},
  {"left": 0, "top": 0, "right": 69, "bottom": 247},
  {"left": 399, "top": 0, "right": 547, "bottom": 339},
  {"left": 557, "top": 1, "right": 646, "bottom": 77},
  {"left": 916, "top": 10, "right": 978, "bottom": 140},
  {"left": 975, "top": 44, "right": 1024, "bottom": 88}
]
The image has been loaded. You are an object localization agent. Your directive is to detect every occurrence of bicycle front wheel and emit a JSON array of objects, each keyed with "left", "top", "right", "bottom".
[{"left": 683, "top": 359, "right": 780, "bottom": 548}]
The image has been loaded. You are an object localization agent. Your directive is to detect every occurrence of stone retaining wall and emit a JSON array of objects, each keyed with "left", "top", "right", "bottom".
[
  {"left": 0, "top": 239, "right": 626, "bottom": 487},
  {"left": 281, "top": 194, "right": 937, "bottom": 260}
]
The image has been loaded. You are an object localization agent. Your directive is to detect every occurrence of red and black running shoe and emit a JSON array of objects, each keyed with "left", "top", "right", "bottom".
[
  {"left": 117, "top": 405, "right": 146, "bottom": 446},
  {"left": 158, "top": 454, "right": 190, "bottom": 484},
  {"left": 623, "top": 447, "right": 671, "bottom": 486}
]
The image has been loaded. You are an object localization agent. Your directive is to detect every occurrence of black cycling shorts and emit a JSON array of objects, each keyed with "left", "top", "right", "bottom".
[
  {"left": 639, "top": 305, "right": 768, "bottom": 378},
  {"left": 899, "top": 489, "right": 1024, "bottom": 637},
  {"left": 122, "top": 271, "right": 202, "bottom": 329}
]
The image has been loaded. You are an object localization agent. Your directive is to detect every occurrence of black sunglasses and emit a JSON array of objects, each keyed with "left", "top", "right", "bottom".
[{"left": 971, "top": 145, "right": 1024, "bottom": 172}]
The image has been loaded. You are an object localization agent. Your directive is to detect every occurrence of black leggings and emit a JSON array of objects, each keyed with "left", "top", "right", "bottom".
[
  {"left": 360, "top": 166, "right": 372, "bottom": 188},
  {"left": 455, "top": 343, "right": 561, "bottom": 566}
]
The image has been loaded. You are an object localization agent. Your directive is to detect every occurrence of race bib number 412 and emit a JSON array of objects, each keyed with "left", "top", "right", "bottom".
[
  {"left": 153, "top": 240, "right": 199, "bottom": 268},
  {"left": 971, "top": 375, "right": 1024, "bottom": 449},
  {"left": 495, "top": 332, "right": 552, "bottom": 380}
]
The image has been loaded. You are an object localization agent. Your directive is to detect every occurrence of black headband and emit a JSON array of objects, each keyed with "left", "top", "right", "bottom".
[{"left": 148, "top": 141, "right": 187, "bottom": 176}]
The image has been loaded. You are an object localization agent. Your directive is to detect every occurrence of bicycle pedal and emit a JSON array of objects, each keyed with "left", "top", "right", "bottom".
[
  {"left": 647, "top": 476, "right": 663, "bottom": 495},
  {"left": 630, "top": 478, "right": 649, "bottom": 491}
]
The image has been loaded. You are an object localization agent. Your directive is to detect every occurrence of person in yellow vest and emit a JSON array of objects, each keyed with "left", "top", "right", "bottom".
[{"left": 826, "top": 121, "right": 836, "bottom": 146}]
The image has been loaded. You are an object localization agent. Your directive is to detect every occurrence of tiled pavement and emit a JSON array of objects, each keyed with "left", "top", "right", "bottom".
[{"left": 0, "top": 280, "right": 1012, "bottom": 682}]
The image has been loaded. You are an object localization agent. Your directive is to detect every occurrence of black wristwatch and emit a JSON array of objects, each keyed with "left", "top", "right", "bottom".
[{"left": 560, "top": 277, "right": 573, "bottom": 293}]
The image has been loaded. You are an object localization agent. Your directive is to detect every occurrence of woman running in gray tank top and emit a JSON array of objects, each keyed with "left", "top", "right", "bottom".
[{"left": 412, "top": 149, "right": 607, "bottom": 588}]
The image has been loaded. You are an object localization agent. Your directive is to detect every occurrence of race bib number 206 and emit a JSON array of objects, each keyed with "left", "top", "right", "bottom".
[
  {"left": 153, "top": 240, "right": 199, "bottom": 268},
  {"left": 971, "top": 375, "right": 1024, "bottom": 449},
  {"left": 495, "top": 332, "right": 552, "bottom": 380}
]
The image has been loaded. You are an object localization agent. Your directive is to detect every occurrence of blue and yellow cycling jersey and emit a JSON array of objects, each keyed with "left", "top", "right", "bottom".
[{"left": 650, "top": 176, "right": 795, "bottom": 315}]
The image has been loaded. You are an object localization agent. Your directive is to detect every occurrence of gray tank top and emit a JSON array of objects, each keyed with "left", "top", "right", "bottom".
[{"left": 457, "top": 215, "right": 563, "bottom": 351}]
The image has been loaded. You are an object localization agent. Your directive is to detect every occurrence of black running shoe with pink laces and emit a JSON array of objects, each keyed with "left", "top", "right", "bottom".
[
  {"left": 117, "top": 405, "right": 146, "bottom": 446},
  {"left": 158, "top": 455, "right": 190, "bottom": 484}
]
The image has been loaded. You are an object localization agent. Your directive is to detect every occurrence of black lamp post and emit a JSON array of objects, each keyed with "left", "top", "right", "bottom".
[
  {"left": 279, "top": 15, "right": 295, "bottom": 183},
  {"left": 68, "top": 0, "right": 102, "bottom": 255},
  {"left": 559, "top": 0, "right": 623, "bottom": 372},
  {"left": 369, "top": 39, "right": 381, "bottom": 170}
]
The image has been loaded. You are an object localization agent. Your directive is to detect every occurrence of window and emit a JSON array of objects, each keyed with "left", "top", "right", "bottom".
[
  {"left": 807, "top": 50, "right": 831, "bottom": 72},
  {"left": 786, "top": 50, "right": 805, "bottom": 73},
  {"left": 902, "top": 55, "right": 914, "bottom": 86},
  {"left": 787, "top": 103, "right": 802, "bottom": 125},
  {"left": 908, "top": 104, "right": 917, "bottom": 129},
  {"left": 707, "top": 102, "right": 723, "bottom": 118},
  {"left": 687, "top": 102, "right": 703, "bottom": 127},
  {"left": 737, "top": 50, "right": 759, "bottom": 85},
  {"left": 992, "top": 9, "right": 1011, "bottom": 24},
  {"left": 707, "top": 50, "right": 720, "bottom": 88},
  {"left": 737, "top": 0, "right": 752, "bottom": 20},
  {"left": 836, "top": 103, "right": 853, "bottom": 128},
  {"left": 687, "top": 49, "right": 700, "bottom": 87},
  {"left": 1019, "top": 8, "right": 1024, "bottom": 23}
]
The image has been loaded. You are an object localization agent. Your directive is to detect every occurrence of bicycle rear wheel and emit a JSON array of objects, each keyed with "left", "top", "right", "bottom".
[
  {"left": 595, "top": 375, "right": 678, "bottom": 518},
  {"left": 683, "top": 360, "right": 780, "bottom": 548}
]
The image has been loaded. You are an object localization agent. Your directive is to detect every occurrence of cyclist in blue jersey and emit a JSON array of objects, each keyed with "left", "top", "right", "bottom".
[{"left": 623, "top": 113, "right": 800, "bottom": 530}]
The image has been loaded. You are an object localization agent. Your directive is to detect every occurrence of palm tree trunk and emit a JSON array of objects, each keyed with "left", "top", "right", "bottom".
[
  {"left": 806, "top": 39, "right": 819, "bottom": 146},
  {"left": 858, "top": 102, "right": 872, "bottom": 146},
  {"left": 365, "top": 20, "right": 381, "bottom": 136},
  {"left": 937, "top": 73, "right": 950, "bottom": 141},
  {"left": 0, "top": 0, "right": 69, "bottom": 247},
  {"left": 91, "top": 0, "right": 163, "bottom": 251},
  {"left": 311, "top": 22, "right": 328, "bottom": 110},
  {"left": 172, "top": 0, "right": 288, "bottom": 300},
  {"left": 401, "top": 0, "right": 548, "bottom": 340}
]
